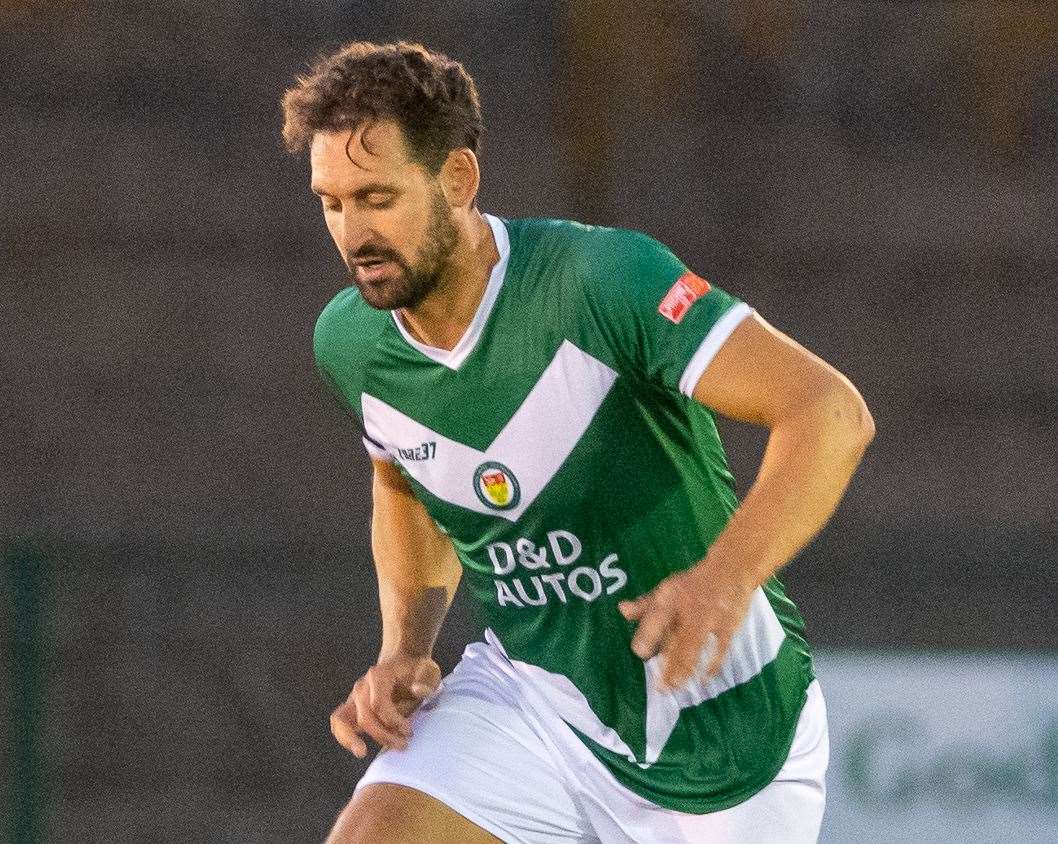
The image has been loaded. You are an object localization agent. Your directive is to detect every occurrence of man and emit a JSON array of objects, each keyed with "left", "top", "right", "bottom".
[{"left": 282, "top": 41, "right": 873, "bottom": 843}]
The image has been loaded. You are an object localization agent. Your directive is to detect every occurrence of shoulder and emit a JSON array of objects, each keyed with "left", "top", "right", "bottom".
[
  {"left": 581, "top": 225, "right": 683, "bottom": 285},
  {"left": 506, "top": 217, "right": 672, "bottom": 263},
  {"left": 505, "top": 217, "right": 683, "bottom": 293},
  {"left": 313, "top": 286, "right": 391, "bottom": 373}
]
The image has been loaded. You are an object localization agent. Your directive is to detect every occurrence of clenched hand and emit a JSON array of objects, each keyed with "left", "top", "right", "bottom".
[
  {"left": 330, "top": 654, "right": 442, "bottom": 758},
  {"left": 618, "top": 562, "right": 755, "bottom": 691}
]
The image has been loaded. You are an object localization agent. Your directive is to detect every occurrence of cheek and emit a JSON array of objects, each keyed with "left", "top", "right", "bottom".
[
  {"left": 323, "top": 211, "right": 343, "bottom": 245},
  {"left": 381, "top": 209, "right": 428, "bottom": 254}
]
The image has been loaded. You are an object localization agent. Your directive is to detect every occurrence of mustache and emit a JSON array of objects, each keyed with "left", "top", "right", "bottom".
[{"left": 347, "top": 244, "right": 402, "bottom": 265}]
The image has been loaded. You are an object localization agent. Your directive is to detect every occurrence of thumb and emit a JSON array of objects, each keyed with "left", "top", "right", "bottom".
[
  {"left": 618, "top": 598, "right": 646, "bottom": 621},
  {"left": 408, "top": 658, "right": 442, "bottom": 699}
]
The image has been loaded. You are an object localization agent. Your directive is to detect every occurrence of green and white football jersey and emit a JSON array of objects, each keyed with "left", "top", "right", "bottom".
[{"left": 314, "top": 214, "right": 814, "bottom": 813}]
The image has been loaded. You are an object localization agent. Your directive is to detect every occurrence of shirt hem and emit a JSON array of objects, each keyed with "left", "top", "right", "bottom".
[{"left": 576, "top": 672, "right": 814, "bottom": 815}]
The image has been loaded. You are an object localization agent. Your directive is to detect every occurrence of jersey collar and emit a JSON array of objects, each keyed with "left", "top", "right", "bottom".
[{"left": 390, "top": 213, "right": 510, "bottom": 371}]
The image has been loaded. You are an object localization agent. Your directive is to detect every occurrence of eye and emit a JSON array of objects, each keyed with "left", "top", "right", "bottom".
[
  {"left": 365, "top": 192, "right": 394, "bottom": 209},
  {"left": 320, "top": 196, "right": 341, "bottom": 212}
]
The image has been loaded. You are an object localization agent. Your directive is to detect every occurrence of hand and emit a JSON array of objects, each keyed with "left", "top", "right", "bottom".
[
  {"left": 618, "top": 561, "right": 755, "bottom": 691},
  {"left": 330, "top": 654, "right": 442, "bottom": 758}
]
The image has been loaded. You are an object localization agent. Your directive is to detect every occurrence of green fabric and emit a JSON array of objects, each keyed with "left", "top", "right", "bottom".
[{"left": 314, "top": 218, "right": 814, "bottom": 811}]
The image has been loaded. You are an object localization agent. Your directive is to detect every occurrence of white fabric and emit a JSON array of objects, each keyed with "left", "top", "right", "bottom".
[
  {"left": 356, "top": 640, "right": 828, "bottom": 843},
  {"left": 361, "top": 436, "right": 394, "bottom": 463},
  {"left": 356, "top": 646, "right": 595, "bottom": 843},
  {"left": 361, "top": 340, "right": 618, "bottom": 521},
  {"left": 485, "top": 588, "right": 784, "bottom": 769},
  {"left": 390, "top": 213, "right": 511, "bottom": 370},
  {"left": 677, "top": 303, "right": 754, "bottom": 397}
]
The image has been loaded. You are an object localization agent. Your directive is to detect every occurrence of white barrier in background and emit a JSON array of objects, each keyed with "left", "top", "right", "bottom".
[{"left": 815, "top": 652, "right": 1058, "bottom": 843}]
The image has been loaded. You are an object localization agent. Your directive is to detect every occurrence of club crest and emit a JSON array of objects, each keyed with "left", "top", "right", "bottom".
[{"left": 473, "top": 461, "right": 521, "bottom": 510}]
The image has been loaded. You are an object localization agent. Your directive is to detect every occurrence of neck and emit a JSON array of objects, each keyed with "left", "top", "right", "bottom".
[{"left": 398, "top": 210, "right": 498, "bottom": 351}]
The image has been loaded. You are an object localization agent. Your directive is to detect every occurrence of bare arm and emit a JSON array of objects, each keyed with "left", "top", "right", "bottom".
[
  {"left": 372, "top": 457, "right": 462, "bottom": 661},
  {"left": 330, "top": 458, "right": 462, "bottom": 757},
  {"left": 621, "top": 313, "right": 874, "bottom": 688},
  {"left": 691, "top": 313, "right": 875, "bottom": 587}
]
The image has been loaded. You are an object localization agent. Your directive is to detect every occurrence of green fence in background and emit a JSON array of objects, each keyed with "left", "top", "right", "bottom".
[{"left": 8, "top": 546, "right": 46, "bottom": 844}]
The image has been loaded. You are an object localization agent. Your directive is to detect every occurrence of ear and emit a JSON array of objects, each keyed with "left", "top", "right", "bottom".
[{"left": 438, "top": 148, "right": 480, "bottom": 210}]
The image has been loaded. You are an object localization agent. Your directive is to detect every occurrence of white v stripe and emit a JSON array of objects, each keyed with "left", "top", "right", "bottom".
[
  {"left": 361, "top": 340, "right": 618, "bottom": 522},
  {"left": 483, "top": 590, "right": 785, "bottom": 769},
  {"left": 641, "top": 588, "right": 785, "bottom": 764}
]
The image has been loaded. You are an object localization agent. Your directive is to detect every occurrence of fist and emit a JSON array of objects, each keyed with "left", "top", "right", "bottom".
[{"left": 330, "top": 655, "right": 442, "bottom": 758}]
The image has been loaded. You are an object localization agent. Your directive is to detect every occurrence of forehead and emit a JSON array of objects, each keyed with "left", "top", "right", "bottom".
[{"left": 310, "top": 121, "right": 419, "bottom": 193}]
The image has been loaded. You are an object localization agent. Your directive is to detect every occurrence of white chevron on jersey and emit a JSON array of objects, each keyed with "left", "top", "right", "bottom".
[
  {"left": 641, "top": 587, "right": 785, "bottom": 764},
  {"left": 484, "top": 587, "right": 785, "bottom": 767},
  {"left": 361, "top": 339, "right": 619, "bottom": 522}
]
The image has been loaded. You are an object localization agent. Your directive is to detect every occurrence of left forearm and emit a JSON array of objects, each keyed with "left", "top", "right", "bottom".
[{"left": 705, "top": 387, "right": 874, "bottom": 587}]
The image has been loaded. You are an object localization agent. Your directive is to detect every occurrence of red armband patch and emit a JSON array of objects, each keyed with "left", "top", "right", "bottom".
[{"left": 658, "top": 272, "right": 711, "bottom": 324}]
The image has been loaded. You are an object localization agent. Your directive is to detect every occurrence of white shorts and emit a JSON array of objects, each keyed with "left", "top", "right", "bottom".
[{"left": 356, "top": 641, "right": 828, "bottom": 843}]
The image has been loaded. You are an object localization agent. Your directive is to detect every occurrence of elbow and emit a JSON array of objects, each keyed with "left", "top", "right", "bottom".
[
  {"left": 829, "top": 382, "right": 875, "bottom": 456},
  {"left": 786, "top": 375, "right": 875, "bottom": 459},
  {"left": 860, "top": 399, "right": 876, "bottom": 449}
]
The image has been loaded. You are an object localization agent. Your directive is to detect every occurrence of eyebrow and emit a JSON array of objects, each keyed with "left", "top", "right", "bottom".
[{"left": 311, "top": 181, "right": 399, "bottom": 197}]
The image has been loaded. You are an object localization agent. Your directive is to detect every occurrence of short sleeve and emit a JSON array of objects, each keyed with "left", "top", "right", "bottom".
[
  {"left": 313, "top": 287, "right": 395, "bottom": 462},
  {"left": 580, "top": 229, "right": 752, "bottom": 396}
]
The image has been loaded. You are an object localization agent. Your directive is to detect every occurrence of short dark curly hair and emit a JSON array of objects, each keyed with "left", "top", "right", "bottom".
[{"left": 281, "top": 40, "right": 483, "bottom": 173}]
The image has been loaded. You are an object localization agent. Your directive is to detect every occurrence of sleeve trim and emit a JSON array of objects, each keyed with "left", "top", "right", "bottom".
[
  {"left": 677, "top": 303, "right": 755, "bottom": 397},
  {"left": 362, "top": 436, "right": 394, "bottom": 462}
]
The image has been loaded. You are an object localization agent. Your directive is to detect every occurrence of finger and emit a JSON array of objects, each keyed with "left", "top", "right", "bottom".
[
  {"left": 630, "top": 601, "right": 675, "bottom": 660},
  {"left": 356, "top": 702, "right": 410, "bottom": 751},
  {"left": 330, "top": 703, "right": 368, "bottom": 758},
  {"left": 618, "top": 599, "right": 646, "bottom": 621},
  {"left": 703, "top": 631, "right": 730, "bottom": 680},
  {"left": 366, "top": 672, "right": 411, "bottom": 738},
  {"left": 408, "top": 659, "right": 442, "bottom": 700},
  {"left": 659, "top": 625, "right": 705, "bottom": 690}
]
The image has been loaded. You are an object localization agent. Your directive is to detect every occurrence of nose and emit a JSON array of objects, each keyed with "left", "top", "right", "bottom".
[{"left": 335, "top": 206, "right": 371, "bottom": 266}]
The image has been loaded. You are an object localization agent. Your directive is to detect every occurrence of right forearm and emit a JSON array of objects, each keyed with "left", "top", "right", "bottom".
[
  {"left": 377, "top": 579, "right": 453, "bottom": 660},
  {"left": 370, "top": 460, "right": 461, "bottom": 661},
  {"left": 331, "top": 460, "right": 457, "bottom": 759}
]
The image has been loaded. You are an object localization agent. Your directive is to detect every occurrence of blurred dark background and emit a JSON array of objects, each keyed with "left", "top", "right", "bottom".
[{"left": 2, "top": 0, "right": 1056, "bottom": 840}]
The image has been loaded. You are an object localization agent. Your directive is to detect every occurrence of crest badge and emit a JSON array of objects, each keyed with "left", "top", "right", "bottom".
[{"left": 473, "top": 461, "right": 521, "bottom": 510}]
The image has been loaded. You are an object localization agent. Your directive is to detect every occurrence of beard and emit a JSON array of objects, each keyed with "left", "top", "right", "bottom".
[{"left": 349, "top": 190, "right": 459, "bottom": 311}]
